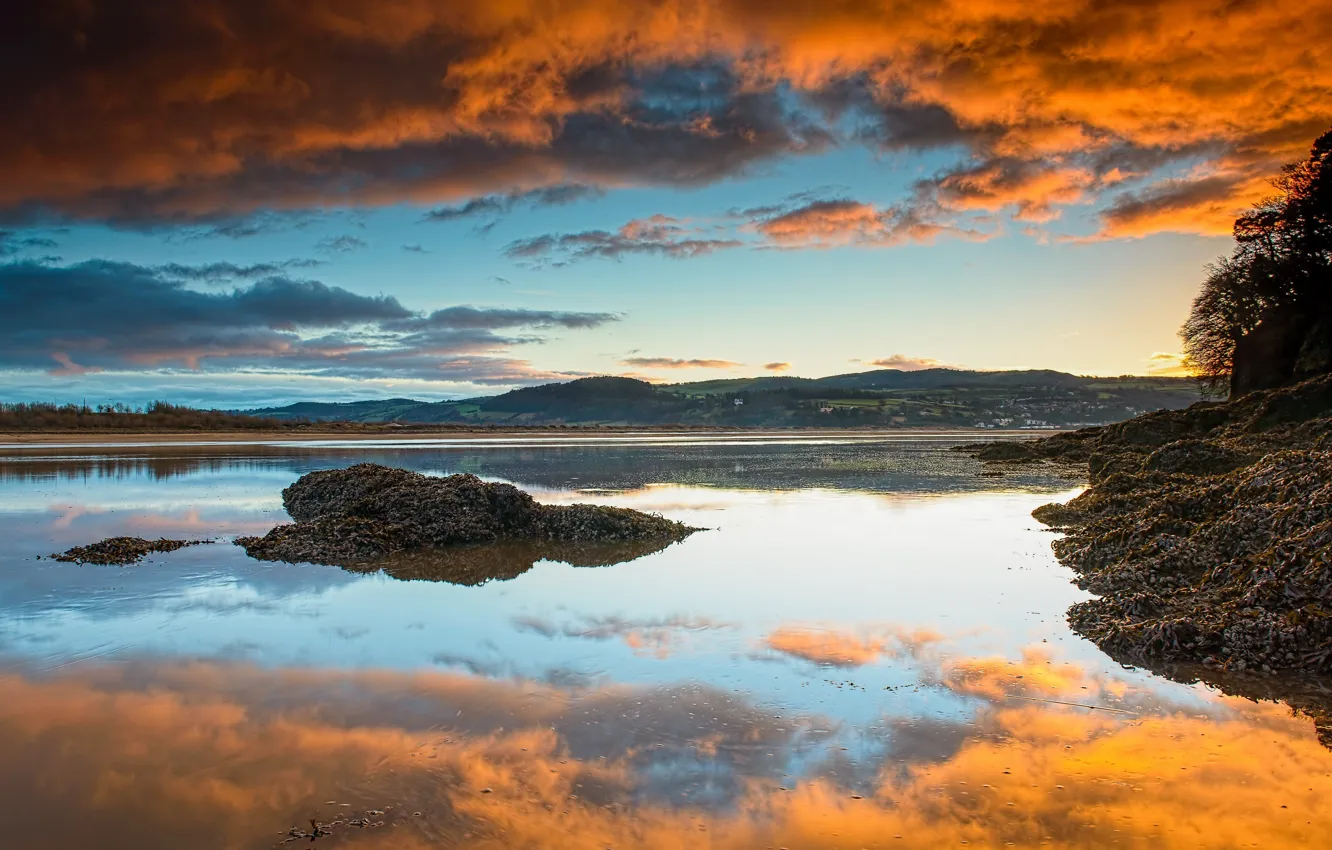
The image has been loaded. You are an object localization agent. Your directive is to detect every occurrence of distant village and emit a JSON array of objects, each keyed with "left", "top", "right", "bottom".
[{"left": 728, "top": 389, "right": 1172, "bottom": 429}]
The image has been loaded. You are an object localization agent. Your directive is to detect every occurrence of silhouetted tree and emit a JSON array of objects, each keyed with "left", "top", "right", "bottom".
[{"left": 1181, "top": 128, "right": 1332, "bottom": 394}]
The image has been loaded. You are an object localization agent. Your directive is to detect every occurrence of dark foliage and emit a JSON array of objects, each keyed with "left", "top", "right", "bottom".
[
  {"left": 1182, "top": 128, "right": 1332, "bottom": 394},
  {"left": 0, "top": 400, "right": 287, "bottom": 431}
]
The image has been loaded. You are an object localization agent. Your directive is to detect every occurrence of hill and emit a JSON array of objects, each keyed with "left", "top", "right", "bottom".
[{"left": 246, "top": 369, "right": 1205, "bottom": 428}]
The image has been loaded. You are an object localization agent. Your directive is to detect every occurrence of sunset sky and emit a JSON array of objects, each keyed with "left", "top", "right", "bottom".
[{"left": 3, "top": 0, "right": 1331, "bottom": 405}]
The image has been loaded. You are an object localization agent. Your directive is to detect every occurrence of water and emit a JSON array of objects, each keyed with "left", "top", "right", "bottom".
[{"left": 0, "top": 434, "right": 1326, "bottom": 848}]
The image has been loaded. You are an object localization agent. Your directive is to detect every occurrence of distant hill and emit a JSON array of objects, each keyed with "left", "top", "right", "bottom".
[{"left": 245, "top": 369, "right": 1206, "bottom": 428}]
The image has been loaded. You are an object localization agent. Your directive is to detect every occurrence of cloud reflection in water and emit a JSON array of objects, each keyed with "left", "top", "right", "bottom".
[{"left": 0, "top": 649, "right": 1327, "bottom": 850}]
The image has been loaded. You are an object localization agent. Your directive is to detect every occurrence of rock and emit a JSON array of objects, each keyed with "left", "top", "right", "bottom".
[
  {"left": 974, "top": 441, "right": 1046, "bottom": 462},
  {"left": 236, "top": 464, "right": 700, "bottom": 566},
  {"left": 965, "top": 426, "right": 1103, "bottom": 465},
  {"left": 51, "top": 536, "right": 209, "bottom": 566}
]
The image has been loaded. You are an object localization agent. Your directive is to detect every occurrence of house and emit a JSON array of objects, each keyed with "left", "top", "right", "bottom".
[
  {"left": 733, "top": 398, "right": 744, "bottom": 406},
  {"left": 819, "top": 405, "right": 834, "bottom": 413}
]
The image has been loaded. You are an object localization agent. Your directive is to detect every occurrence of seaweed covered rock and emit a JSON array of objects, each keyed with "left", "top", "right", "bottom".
[
  {"left": 1001, "top": 375, "right": 1332, "bottom": 677},
  {"left": 52, "top": 536, "right": 208, "bottom": 565},
  {"left": 236, "top": 464, "right": 699, "bottom": 565},
  {"left": 281, "top": 465, "right": 544, "bottom": 545},
  {"left": 970, "top": 426, "right": 1103, "bottom": 464},
  {"left": 1056, "top": 450, "right": 1332, "bottom": 673}
]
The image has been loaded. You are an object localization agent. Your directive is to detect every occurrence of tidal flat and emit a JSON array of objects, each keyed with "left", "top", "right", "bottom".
[{"left": 1, "top": 433, "right": 1328, "bottom": 848}]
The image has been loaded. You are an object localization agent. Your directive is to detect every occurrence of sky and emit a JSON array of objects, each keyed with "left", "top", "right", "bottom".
[{"left": 2, "top": 0, "right": 1331, "bottom": 406}]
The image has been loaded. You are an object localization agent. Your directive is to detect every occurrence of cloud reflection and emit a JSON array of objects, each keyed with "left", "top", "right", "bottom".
[
  {"left": 0, "top": 651, "right": 1328, "bottom": 849},
  {"left": 764, "top": 625, "right": 945, "bottom": 668}
]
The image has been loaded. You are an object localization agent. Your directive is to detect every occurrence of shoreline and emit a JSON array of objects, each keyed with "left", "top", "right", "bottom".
[{"left": 0, "top": 426, "right": 1056, "bottom": 448}]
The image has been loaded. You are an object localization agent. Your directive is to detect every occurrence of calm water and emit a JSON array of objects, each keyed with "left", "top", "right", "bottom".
[{"left": 0, "top": 435, "right": 1326, "bottom": 849}]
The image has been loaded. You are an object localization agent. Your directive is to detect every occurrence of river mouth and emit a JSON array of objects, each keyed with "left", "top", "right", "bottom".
[{"left": 1, "top": 434, "right": 1328, "bottom": 847}]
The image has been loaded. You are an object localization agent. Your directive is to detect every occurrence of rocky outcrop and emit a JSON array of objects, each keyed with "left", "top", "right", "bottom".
[
  {"left": 236, "top": 464, "right": 699, "bottom": 566},
  {"left": 970, "top": 375, "right": 1332, "bottom": 676}
]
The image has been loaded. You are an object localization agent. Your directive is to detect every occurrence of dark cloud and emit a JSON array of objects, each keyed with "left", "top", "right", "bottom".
[
  {"left": 315, "top": 234, "right": 368, "bottom": 254},
  {"left": 424, "top": 184, "right": 602, "bottom": 223},
  {"left": 506, "top": 214, "right": 744, "bottom": 266},
  {"left": 400, "top": 306, "right": 618, "bottom": 331},
  {"left": 165, "top": 211, "right": 328, "bottom": 241},
  {"left": 0, "top": 230, "right": 58, "bottom": 256},
  {"left": 0, "top": 259, "right": 618, "bottom": 383},
  {"left": 153, "top": 259, "right": 322, "bottom": 283},
  {"left": 401, "top": 243, "right": 429, "bottom": 253},
  {"left": 805, "top": 76, "right": 979, "bottom": 152}
]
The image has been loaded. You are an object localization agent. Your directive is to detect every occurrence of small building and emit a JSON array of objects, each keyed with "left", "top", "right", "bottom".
[
  {"left": 733, "top": 398, "right": 744, "bottom": 406},
  {"left": 819, "top": 405, "right": 834, "bottom": 414}
]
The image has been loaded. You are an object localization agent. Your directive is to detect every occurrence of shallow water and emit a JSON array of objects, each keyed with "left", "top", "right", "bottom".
[{"left": 0, "top": 434, "right": 1326, "bottom": 848}]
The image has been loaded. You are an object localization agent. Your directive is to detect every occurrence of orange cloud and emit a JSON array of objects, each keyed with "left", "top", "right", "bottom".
[
  {"left": 935, "top": 646, "right": 1099, "bottom": 702},
  {"left": 756, "top": 200, "right": 896, "bottom": 246},
  {"left": 931, "top": 159, "right": 1093, "bottom": 222},
  {"left": 620, "top": 357, "right": 742, "bottom": 369},
  {"left": 1, "top": 0, "right": 1328, "bottom": 241},
  {"left": 763, "top": 361, "right": 792, "bottom": 372},
  {"left": 766, "top": 627, "right": 891, "bottom": 667},
  {"left": 1144, "top": 351, "right": 1194, "bottom": 377},
  {"left": 764, "top": 625, "right": 946, "bottom": 667},
  {"left": 868, "top": 354, "right": 946, "bottom": 371}
]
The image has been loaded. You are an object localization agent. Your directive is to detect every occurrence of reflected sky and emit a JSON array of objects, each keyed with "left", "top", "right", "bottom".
[{"left": 0, "top": 436, "right": 1325, "bottom": 848}]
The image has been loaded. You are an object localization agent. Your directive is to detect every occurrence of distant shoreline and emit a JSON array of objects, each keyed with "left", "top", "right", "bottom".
[{"left": 0, "top": 426, "right": 1057, "bottom": 448}]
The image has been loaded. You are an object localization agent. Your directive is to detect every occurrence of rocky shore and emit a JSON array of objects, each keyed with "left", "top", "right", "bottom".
[
  {"left": 966, "top": 375, "right": 1332, "bottom": 676},
  {"left": 236, "top": 464, "right": 700, "bottom": 566}
]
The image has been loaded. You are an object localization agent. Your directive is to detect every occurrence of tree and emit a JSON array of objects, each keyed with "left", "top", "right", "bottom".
[
  {"left": 1180, "top": 255, "right": 1264, "bottom": 391},
  {"left": 1181, "top": 128, "right": 1332, "bottom": 395}
]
